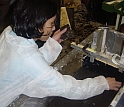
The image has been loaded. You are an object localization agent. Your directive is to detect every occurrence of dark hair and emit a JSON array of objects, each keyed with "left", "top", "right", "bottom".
[{"left": 10, "top": 0, "right": 57, "bottom": 39}]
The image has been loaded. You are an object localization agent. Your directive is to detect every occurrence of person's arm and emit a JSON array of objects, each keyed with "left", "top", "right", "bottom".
[
  {"left": 38, "top": 28, "right": 67, "bottom": 65},
  {"left": 22, "top": 55, "right": 121, "bottom": 100},
  {"left": 38, "top": 37, "right": 62, "bottom": 65}
]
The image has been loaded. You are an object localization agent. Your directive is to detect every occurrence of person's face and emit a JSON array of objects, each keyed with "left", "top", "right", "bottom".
[{"left": 39, "top": 15, "right": 56, "bottom": 41}]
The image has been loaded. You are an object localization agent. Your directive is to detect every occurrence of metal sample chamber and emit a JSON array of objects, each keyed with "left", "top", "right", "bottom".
[{"left": 71, "top": 27, "right": 124, "bottom": 73}]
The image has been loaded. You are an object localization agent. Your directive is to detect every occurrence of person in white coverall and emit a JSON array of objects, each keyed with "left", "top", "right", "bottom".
[{"left": 0, "top": 0, "right": 122, "bottom": 107}]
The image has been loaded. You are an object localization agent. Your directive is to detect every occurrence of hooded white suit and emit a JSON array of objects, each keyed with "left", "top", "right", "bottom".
[{"left": 0, "top": 26, "right": 109, "bottom": 107}]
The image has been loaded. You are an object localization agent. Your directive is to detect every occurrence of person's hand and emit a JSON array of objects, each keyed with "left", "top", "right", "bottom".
[
  {"left": 52, "top": 28, "right": 67, "bottom": 43},
  {"left": 106, "top": 77, "right": 122, "bottom": 91}
]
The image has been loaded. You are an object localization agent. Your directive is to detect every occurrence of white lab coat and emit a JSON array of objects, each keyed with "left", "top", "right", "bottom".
[{"left": 0, "top": 26, "right": 109, "bottom": 107}]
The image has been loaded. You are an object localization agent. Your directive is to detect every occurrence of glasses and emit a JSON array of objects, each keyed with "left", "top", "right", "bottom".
[
  {"left": 42, "top": 24, "right": 55, "bottom": 36},
  {"left": 46, "top": 24, "right": 55, "bottom": 29},
  {"left": 46, "top": 20, "right": 57, "bottom": 29}
]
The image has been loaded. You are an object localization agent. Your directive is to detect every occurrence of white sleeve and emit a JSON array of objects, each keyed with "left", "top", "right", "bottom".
[
  {"left": 22, "top": 55, "right": 109, "bottom": 100},
  {"left": 38, "top": 37, "right": 62, "bottom": 65}
]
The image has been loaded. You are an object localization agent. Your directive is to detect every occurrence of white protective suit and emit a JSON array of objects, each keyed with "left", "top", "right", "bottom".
[{"left": 0, "top": 26, "right": 109, "bottom": 107}]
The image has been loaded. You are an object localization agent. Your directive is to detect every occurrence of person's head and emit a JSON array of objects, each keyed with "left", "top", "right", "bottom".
[{"left": 10, "top": 0, "right": 58, "bottom": 39}]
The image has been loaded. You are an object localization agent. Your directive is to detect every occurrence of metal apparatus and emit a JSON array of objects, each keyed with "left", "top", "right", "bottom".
[
  {"left": 71, "top": 27, "right": 124, "bottom": 107},
  {"left": 71, "top": 27, "right": 124, "bottom": 73}
]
